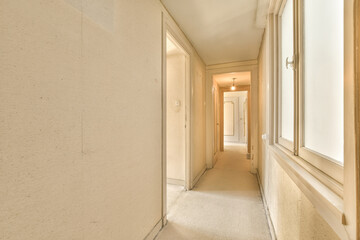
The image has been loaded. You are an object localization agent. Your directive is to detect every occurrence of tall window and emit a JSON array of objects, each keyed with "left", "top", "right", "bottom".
[
  {"left": 280, "top": 0, "right": 294, "bottom": 148},
  {"left": 301, "top": 0, "right": 344, "bottom": 163},
  {"left": 277, "top": 0, "right": 344, "bottom": 184}
]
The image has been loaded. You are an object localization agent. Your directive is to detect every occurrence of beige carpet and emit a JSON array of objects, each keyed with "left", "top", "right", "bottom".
[
  {"left": 167, "top": 184, "right": 185, "bottom": 213},
  {"left": 156, "top": 144, "right": 271, "bottom": 240}
]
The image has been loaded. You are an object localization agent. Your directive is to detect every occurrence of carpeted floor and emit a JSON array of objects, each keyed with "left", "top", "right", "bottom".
[
  {"left": 167, "top": 184, "right": 185, "bottom": 214},
  {"left": 156, "top": 144, "right": 271, "bottom": 240}
]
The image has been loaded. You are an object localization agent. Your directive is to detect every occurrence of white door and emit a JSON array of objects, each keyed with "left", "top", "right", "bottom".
[
  {"left": 239, "top": 95, "right": 247, "bottom": 143},
  {"left": 224, "top": 97, "right": 239, "bottom": 142}
]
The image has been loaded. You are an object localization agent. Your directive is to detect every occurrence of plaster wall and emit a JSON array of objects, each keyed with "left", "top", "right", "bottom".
[
  {"left": 191, "top": 53, "right": 207, "bottom": 183},
  {"left": 166, "top": 53, "right": 186, "bottom": 181},
  {"left": 0, "top": 0, "right": 162, "bottom": 239},
  {"left": 258, "top": 23, "right": 340, "bottom": 240},
  {"left": 0, "top": 0, "right": 207, "bottom": 239}
]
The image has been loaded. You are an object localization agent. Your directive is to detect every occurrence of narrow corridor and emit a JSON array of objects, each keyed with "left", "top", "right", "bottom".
[
  {"left": 157, "top": 145, "right": 271, "bottom": 240},
  {"left": 1, "top": 1, "right": 358, "bottom": 239}
]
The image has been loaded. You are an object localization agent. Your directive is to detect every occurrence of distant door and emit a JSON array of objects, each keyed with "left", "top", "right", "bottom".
[
  {"left": 224, "top": 97, "right": 239, "bottom": 142},
  {"left": 239, "top": 95, "right": 248, "bottom": 144},
  {"left": 214, "top": 87, "right": 221, "bottom": 153}
]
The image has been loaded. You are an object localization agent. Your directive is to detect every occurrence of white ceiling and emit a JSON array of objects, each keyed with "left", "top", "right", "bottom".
[
  {"left": 214, "top": 72, "right": 251, "bottom": 87},
  {"left": 161, "top": 0, "right": 267, "bottom": 65}
]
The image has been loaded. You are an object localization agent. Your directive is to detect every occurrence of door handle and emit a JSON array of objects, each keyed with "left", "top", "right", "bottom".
[{"left": 286, "top": 56, "right": 295, "bottom": 70}]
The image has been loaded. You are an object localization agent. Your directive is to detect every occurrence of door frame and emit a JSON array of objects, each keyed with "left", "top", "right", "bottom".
[
  {"left": 161, "top": 12, "right": 192, "bottom": 225},
  {"left": 205, "top": 62, "right": 259, "bottom": 173},
  {"left": 355, "top": 0, "right": 360, "bottom": 237},
  {"left": 219, "top": 86, "right": 251, "bottom": 153}
]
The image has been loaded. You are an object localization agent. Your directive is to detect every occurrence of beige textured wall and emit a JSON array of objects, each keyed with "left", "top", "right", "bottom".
[
  {"left": 191, "top": 54, "right": 206, "bottom": 183},
  {"left": 0, "top": 0, "right": 164, "bottom": 239},
  {"left": 0, "top": 0, "right": 207, "bottom": 238},
  {"left": 264, "top": 155, "right": 341, "bottom": 240},
  {"left": 258, "top": 21, "right": 340, "bottom": 240},
  {"left": 166, "top": 53, "right": 186, "bottom": 181}
]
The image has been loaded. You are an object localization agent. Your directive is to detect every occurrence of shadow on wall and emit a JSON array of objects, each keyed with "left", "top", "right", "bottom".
[{"left": 64, "top": 0, "right": 114, "bottom": 32}]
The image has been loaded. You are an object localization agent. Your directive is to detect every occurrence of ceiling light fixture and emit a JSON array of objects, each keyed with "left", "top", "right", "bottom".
[{"left": 231, "top": 78, "right": 236, "bottom": 90}]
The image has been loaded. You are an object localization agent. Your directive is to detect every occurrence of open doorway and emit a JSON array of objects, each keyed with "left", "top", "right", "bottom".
[
  {"left": 213, "top": 72, "right": 251, "bottom": 156},
  {"left": 224, "top": 91, "right": 248, "bottom": 148},
  {"left": 165, "top": 33, "right": 190, "bottom": 213}
]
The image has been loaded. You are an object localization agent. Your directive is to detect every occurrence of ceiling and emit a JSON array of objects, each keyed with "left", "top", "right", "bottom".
[
  {"left": 214, "top": 72, "right": 251, "bottom": 87},
  {"left": 161, "top": 0, "right": 267, "bottom": 65}
]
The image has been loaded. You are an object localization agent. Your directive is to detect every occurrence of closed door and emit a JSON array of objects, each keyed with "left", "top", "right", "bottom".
[
  {"left": 239, "top": 96, "right": 247, "bottom": 143},
  {"left": 224, "top": 97, "right": 239, "bottom": 142}
]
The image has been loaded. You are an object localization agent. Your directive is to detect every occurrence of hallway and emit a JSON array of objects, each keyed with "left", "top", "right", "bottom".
[
  {"left": 157, "top": 145, "right": 271, "bottom": 240},
  {"left": 1, "top": 0, "right": 358, "bottom": 239}
]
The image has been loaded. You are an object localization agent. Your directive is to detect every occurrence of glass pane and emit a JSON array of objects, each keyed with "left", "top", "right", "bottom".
[
  {"left": 303, "top": 0, "right": 344, "bottom": 163},
  {"left": 281, "top": 0, "right": 294, "bottom": 142}
]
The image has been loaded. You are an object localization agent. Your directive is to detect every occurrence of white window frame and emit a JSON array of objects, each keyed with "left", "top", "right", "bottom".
[
  {"left": 277, "top": 0, "right": 295, "bottom": 153},
  {"left": 275, "top": 0, "right": 344, "bottom": 195},
  {"left": 269, "top": 0, "right": 358, "bottom": 238},
  {"left": 297, "top": 0, "right": 344, "bottom": 185}
]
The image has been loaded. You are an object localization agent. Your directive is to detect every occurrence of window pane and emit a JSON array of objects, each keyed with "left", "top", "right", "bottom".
[
  {"left": 303, "top": 0, "right": 344, "bottom": 163},
  {"left": 281, "top": 0, "right": 294, "bottom": 142}
]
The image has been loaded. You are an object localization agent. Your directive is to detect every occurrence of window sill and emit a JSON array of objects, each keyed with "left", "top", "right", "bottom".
[
  {"left": 269, "top": 144, "right": 349, "bottom": 238},
  {"left": 274, "top": 143, "right": 343, "bottom": 197}
]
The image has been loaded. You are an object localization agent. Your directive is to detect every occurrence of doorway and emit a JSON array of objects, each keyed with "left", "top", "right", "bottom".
[
  {"left": 164, "top": 33, "right": 190, "bottom": 214},
  {"left": 212, "top": 72, "right": 251, "bottom": 156},
  {"left": 223, "top": 91, "right": 248, "bottom": 148},
  {"left": 221, "top": 87, "right": 250, "bottom": 156}
]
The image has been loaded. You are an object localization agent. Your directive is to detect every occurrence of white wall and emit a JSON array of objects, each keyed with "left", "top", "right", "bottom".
[
  {"left": 191, "top": 54, "right": 207, "bottom": 185},
  {"left": 0, "top": 0, "right": 206, "bottom": 239},
  {"left": 166, "top": 53, "right": 186, "bottom": 182},
  {"left": 0, "top": 0, "right": 162, "bottom": 239}
]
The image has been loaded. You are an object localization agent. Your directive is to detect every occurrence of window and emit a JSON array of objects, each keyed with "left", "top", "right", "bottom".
[
  {"left": 279, "top": 0, "right": 294, "bottom": 150},
  {"left": 277, "top": 0, "right": 344, "bottom": 185}
]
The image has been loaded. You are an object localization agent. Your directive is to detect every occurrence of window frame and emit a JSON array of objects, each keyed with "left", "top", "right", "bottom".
[
  {"left": 269, "top": 0, "right": 358, "bottom": 237},
  {"left": 275, "top": 0, "right": 344, "bottom": 192},
  {"left": 297, "top": 0, "right": 344, "bottom": 185},
  {"left": 277, "top": 0, "right": 296, "bottom": 153}
]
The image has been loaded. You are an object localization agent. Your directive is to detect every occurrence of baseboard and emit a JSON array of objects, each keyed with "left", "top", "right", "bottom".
[
  {"left": 167, "top": 178, "right": 185, "bottom": 186},
  {"left": 191, "top": 165, "right": 207, "bottom": 189},
  {"left": 256, "top": 171, "right": 277, "bottom": 240},
  {"left": 143, "top": 218, "right": 163, "bottom": 240}
]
